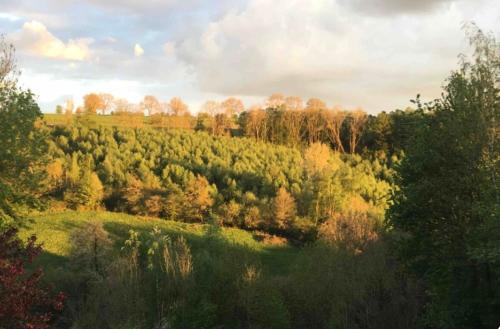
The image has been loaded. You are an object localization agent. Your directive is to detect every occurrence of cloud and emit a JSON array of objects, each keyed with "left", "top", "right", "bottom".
[
  {"left": 174, "top": 0, "right": 494, "bottom": 111},
  {"left": 12, "top": 20, "right": 93, "bottom": 61},
  {"left": 339, "top": 0, "right": 454, "bottom": 16},
  {"left": 134, "top": 43, "right": 144, "bottom": 56},
  {"left": 163, "top": 41, "right": 176, "bottom": 56}
]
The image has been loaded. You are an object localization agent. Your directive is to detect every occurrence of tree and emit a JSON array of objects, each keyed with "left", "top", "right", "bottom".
[
  {"left": 0, "top": 38, "right": 44, "bottom": 226},
  {"left": 347, "top": 108, "right": 367, "bottom": 154},
  {"left": 272, "top": 187, "right": 296, "bottom": 230},
  {"left": 184, "top": 175, "right": 213, "bottom": 222},
  {"left": 69, "top": 221, "right": 112, "bottom": 275},
  {"left": 388, "top": 26, "right": 500, "bottom": 328},
  {"left": 266, "top": 93, "right": 285, "bottom": 109},
  {"left": 202, "top": 100, "right": 221, "bottom": 117},
  {"left": 0, "top": 35, "right": 16, "bottom": 86},
  {"left": 0, "top": 227, "right": 65, "bottom": 329},
  {"left": 305, "top": 98, "right": 327, "bottom": 111},
  {"left": 55, "top": 104, "right": 63, "bottom": 114},
  {"left": 98, "top": 93, "right": 114, "bottom": 115},
  {"left": 285, "top": 96, "right": 303, "bottom": 111},
  {"left": 114, "top": 98, "right": 132, "bottom": 113},
  {"left": 323, "top": 108, "right": 346, "bottom": 152},
  {"left": 64, "top": 99, "right": 74, "bottom": 114},
  {"left": 83, "top": 93, "right": 103, "bottom": 114},
  {"left": 221, "top": 97, "right": 244, "bottom": 116},
  {"left": 169, "top": 97, "right": 189, "bottom": 116},
  {"left": 303, "top": 107, "right": 324, "bottom": 144},
  {"left": 304, "top": 142, "right": 330, "bottom": 177},
  {"left": 243, "top": 107, "right": 267, "bottom": 140},
  {"left": 141, "top": 95, "right": 160, "bottom": 116},
  {"left": 64, "top": 169, "right": 104, "bottom": 209}
]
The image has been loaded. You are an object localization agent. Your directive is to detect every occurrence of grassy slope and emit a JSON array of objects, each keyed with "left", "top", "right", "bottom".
[{"left": 20, "top": 211, "right": 297, "bottom": 276}]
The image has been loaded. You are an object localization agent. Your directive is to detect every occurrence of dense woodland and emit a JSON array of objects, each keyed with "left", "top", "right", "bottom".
[{"left": 0, "top": 26, "right": 499, "bottom": 329}]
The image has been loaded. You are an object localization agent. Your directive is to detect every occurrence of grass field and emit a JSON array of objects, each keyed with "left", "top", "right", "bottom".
[
  {"left": 42, "top": 113, "right": 197, "bottom": 129},
  {"left": 20, "top": 211, "right": 298, "bottom": 276}
]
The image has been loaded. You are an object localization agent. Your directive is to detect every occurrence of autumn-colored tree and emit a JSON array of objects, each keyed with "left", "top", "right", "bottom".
[
  {"left": 64, "top": 169, "right": 104, "bottom": 209},
  {"left": 244, "top": 107, "right": 267, "bottom": 140},
  {"left": 83, "top": 93, "right": 104, "bottom": 114},
  {"left": 304, "top": 142, "right": 331, "bottom": 177},
  {"left": 221, "top": 97, "right": 244, "bottom": 116},
  {"left": 272, "top": 187, "right": 296, "bottom": 230},
  {"left": 213, "top": 113, "right": 232, "bottom": 136},
  {"left": 285, "top": 96, "right": 303, "bottom": 111},
  {"left": 168, "top": 97, "right": 189, "bottom": 116},
  {"left": 45, "top": 158, "right": 65, "bottom": 195},
  {"left": 202, "top": 100, "right": 221, "bottom": 117},
  {"left": 185, "top": 175, "right": 213, "bottom": 222},
  {"left": 141, "top": 95, "right": 160, "bottom": 116},
  {"left": 347, "top": 109, "right": 367, "bottom": 154},
  {"left": 267, "top": 93, "right": 285, "bottom": 109},
  {"left": 0, "top": 227, "right": 65, "bottom": 329},
  {"left": 64, "top": 99, "right": 74, "bottom": 114},
  {"left": 283, "top": 109, "right": 303, "bottom": 146},
  {"left": 113, "top": 98, "right": 132, "bottom": 113},
  {"left": 323, "top": 107, "right": 346, "bottom": 152},
  {"left": 98, "top": 93, "right": 114, "bottom": 115},
  {"left": 305, "top": 98, "right": 327, "bottom": 111}
]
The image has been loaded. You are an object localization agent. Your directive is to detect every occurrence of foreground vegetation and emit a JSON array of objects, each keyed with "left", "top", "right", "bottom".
[{"left": 21, "top": 211, "right": 418, "bottom": 329}]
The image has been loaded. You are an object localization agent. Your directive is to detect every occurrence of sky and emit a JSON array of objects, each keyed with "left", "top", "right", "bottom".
[{"left": 0, "top": 0, "right": 498, "bottom": 114}]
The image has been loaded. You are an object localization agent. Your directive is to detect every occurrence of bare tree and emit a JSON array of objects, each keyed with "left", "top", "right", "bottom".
[
  {"left": 202, "top": 100, "right": 221, "bottom": 117},
  {"left": 305, "top": 98, "right": 327, "bottom": 111},
  {"left": 114, "top": 98, "right": 133, "bottom": 113},
  {"left": 221, "top": 97, "right": 244, "bottom": 116},
  {"left": 348, "top": 108, "right": 367, "bottom": 154},
  {"left": 168, "top": 97, "right": 189, "bottom": 116},
  {"left": 0, "top": 35, "right": 17, "bottom": 86},
  {"left": 267, "top": 93, "right": 285, "bottom": 109},
  {"left": 324, "top": 107, "right": 346, "bottom": 152},
  {"left": 99, "top": 93, "right": 114, "bottom": 115},
  {"left": 285, "top": 96, "right": 303, "bottom": 111},
  {"left": 245, "top": 107, "right": 267, "bottom": 140},
  {"left": 141, "top": 95, "right": 160, "bottom": 116}
]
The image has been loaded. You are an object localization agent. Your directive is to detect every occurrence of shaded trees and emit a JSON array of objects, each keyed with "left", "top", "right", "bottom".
[{"left": 388, "top": 26, "right": 500, "bottom": 328}]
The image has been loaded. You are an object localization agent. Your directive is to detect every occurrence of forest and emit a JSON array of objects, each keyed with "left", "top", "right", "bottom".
[{"left": 0, "top": 25, "right": 499, "bottom": 329}]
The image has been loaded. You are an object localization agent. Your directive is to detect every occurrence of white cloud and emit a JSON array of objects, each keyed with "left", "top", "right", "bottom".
[
  {"left": 134, "top": 43, "right": 144, "bottom": 57},
  {"left": 175, "top": 0, "right": 498, "bottom": 112},
  {"left": 12, "top": 20, "right": 93, "bottom": 61}
]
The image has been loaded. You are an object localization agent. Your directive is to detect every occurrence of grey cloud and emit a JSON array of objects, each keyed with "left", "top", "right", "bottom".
[{"left": 340, "top": 0, "right": 455, "bottom": 16}]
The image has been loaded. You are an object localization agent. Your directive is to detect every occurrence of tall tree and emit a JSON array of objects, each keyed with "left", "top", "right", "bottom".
[
  {"left": 98, "top": 93, "right": 114, "bottom": 115},
  {"left": 388, "top": 26, "right": 500, "bottom": 328},
  {"left": 272, "top": 187, "right": 296, "bottom": 230},
  {"left": 0, "top": 35, "right": 16, "bottom": 86},
  {"left": 221, "top": 97, "right": 244, "bottom": 116},
  {"left": 141, "top": 95, "right": 160, "bottom": 116},
  {"left": 83, "top": 93, "right": 103, "bottom": 114},
  {"left": 168, "top": 97, "right": 189, "bottom": 116},
  {"left": 0, "top": 39, "right": 44, "bottom": 226},
  {"left": 267, "top": 93, "right": 285, "bottom": 109},
  {"left": 347, "top": 109, "right": 367, "bottom": 154},
  {"left": 323, "top": 108, "right": 346, "bottom": 153},
  {"left": 285, "top": 96, "right": 303, "bottom": 111}
]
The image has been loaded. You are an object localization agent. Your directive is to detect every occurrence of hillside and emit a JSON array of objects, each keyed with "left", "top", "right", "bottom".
[{"left": 20, "top": 211, "right": 298, "bottom": 275}]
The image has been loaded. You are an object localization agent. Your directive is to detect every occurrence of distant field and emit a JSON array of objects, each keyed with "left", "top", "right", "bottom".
[
  {"left": 20, "top": 211, "right": 297, "bottom": 275},
  {"left": 42, "top": 113, "right": 198, "bottom": 129}
]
